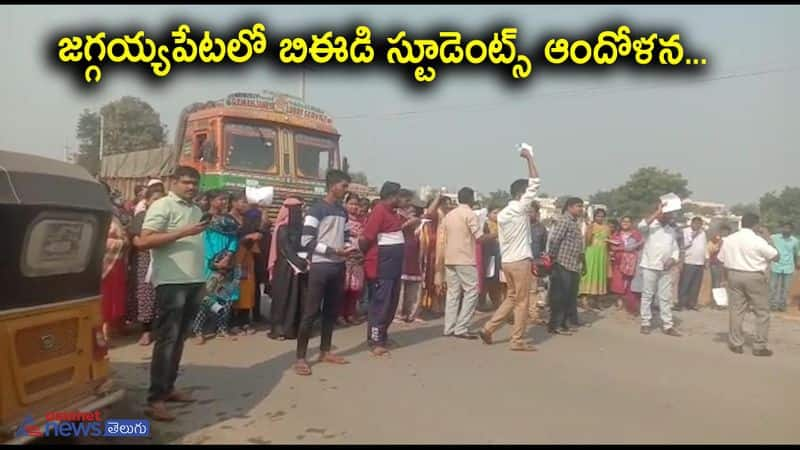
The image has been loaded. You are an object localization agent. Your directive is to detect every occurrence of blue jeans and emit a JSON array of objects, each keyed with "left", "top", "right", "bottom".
[
  {"left": 769, "top": 272, "right": 793, "bottom": 310},
  {"left": 640, "top": 268, "right": 674, "bottom": 329}
]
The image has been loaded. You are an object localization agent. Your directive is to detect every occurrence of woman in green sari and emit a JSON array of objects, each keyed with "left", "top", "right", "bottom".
[{"left": 580, "top": 208, "right": 610, "bottom": 309}]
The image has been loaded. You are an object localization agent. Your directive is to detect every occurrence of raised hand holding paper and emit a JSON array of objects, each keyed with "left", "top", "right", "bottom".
[
  {"left": 516, "top": 142, "right": 534, "bottom": 158},
  {"left": 659, "top": 193, "right": 682, "bottom": 213}
]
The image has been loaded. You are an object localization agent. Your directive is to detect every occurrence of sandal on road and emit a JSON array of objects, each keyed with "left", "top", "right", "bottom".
[
  {"left": 370, "top": 346, "right": 390, "bottom": 357},
  {"left": 319, "top": 353, "right": 350, "bottom": 365},
  {"left": 144, "top": 402, "right": 176, "bottom": 422},
  {"left": 510, "top": 344, "right": 538, "bottom": 352},
  {"left": 166, "top": 390, "right": 196, "bottom": 403},
  {"left": 294, "top": 360, "right": 312, "bottom": 376}
]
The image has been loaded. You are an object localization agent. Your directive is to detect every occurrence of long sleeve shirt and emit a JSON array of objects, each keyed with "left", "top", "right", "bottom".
[
  {"left": 497, "top": 178, "right": 541, "bottom": 264},
  {"left": 638, "top": 219, "right": 680, "bottom": 271},
  {"left": 441, "top": 204, "right": 483, "bottom": 266},
  {"left": 301, "top": 200, "right": 350, "bottom": 264}
]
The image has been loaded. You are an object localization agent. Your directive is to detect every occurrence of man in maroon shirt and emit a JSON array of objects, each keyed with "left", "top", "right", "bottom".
[{"left": 360, "top": 183, "right": 419, "bottom": 356}]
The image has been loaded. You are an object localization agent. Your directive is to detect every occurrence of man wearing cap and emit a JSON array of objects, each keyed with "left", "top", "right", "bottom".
[{"left": 136, "top": 179, "right": 165, "bottom": 215}]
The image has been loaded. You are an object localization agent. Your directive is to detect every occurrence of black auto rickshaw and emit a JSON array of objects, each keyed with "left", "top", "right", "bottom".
[{"left": 0, "top": 149, "right": 125, "bottom": 443}]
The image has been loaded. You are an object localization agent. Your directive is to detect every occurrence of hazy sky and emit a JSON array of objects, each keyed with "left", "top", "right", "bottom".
[{"left": 1, "top": 5, "right": 798, "bottom": 204}]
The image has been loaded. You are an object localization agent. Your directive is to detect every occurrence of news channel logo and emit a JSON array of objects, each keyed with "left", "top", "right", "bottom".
[{"left": 15, "top": 415, "right": 150, "bottom": 439}]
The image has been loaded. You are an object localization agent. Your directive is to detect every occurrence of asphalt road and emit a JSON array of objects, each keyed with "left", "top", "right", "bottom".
[{"left": 96, "top": 306, "right": 800, "bottom": 444}]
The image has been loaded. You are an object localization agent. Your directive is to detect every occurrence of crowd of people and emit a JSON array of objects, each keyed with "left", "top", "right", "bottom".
[{"left": 97, "top": 148, "right": 795, "bottom": 423}]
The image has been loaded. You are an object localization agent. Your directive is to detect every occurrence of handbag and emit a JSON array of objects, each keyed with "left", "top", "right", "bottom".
[{"left": 533, "top": 254, "right": 553, "bottom": 277}]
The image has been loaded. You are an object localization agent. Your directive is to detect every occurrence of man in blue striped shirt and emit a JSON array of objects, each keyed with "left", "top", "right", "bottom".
[{"left": 294, "top": 170, "right": 356, "bottom": 376}]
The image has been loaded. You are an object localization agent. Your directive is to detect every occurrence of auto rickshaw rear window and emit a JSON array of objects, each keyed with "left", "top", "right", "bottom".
[{"left": 21, "top": 211, "right": 97, "bottom": 278}]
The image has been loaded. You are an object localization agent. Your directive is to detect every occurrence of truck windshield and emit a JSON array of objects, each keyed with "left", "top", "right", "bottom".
[
  {"left": 224, "top": 123, "right": 277, "bottom": 173},
  {"left": 295, "top": 132, "right": 337, "bottom": 179}
]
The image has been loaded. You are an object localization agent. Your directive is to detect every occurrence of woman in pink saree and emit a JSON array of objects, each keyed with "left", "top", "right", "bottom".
[{"left": 608, "top": 216, "right": 644, "bottom": 316}]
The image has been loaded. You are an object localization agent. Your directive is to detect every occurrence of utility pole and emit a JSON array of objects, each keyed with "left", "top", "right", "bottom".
[{"left": 63, "top": 138, "right": 69, "bottom": 163}]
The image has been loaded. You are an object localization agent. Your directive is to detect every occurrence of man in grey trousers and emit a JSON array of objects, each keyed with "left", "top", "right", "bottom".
[
  {"left": 638, "top": 203, "right": 682, "bottom": 336},
  {"left": 440, "top": 187, "right": 484, "bottom": 339},
  {"left": 718, "top": 213, "right": 779, "bottom": 356}
]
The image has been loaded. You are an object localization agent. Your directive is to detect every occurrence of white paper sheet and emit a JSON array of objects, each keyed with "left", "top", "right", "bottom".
[
  {"left": 475, "top": 208, "right": 488, "bottom": 232},
  {"left": 245, "top": 186, "right": 274, "bottom": 206},
  {"left": 660, "top": 193, "right": 682, "bottom": 213},
  {"left": 516, "top": 142, "right": 534, "bottom": 158},
  {"left": 712, "top": 288, "right": 728, "bottom": 306}
]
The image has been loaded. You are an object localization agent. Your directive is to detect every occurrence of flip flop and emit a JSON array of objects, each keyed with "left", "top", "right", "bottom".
[
  {"left": 370, "top": 347, "right": 390, "bottom": 357},
  {"left": 294, "top": 361, "right": 312, "bottom": 376},
  {"left": 510, "top": 344, "right": 538, "bottom": 352},
  {"left": 319, "top": 353, "right": 350, "bottom": 365}
]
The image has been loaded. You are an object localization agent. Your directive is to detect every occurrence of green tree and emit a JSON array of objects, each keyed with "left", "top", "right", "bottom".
[
  {"left": 731, "top": 202, "right": 759, "bottom": 216},
  {"left": 99, "top": 96, "right": 167, "bottom": 155},
  {"left": 74, "top": 109, "right": 101, "bottom": 175},
  {"left": 74, "top": 97, "right": 167, "bottom": 175},
  {"left": 759, "top": 187, "right": 800, "bottom": 232},
  {"left": 485, "top": 190, "right": 511, "bottom": 209},
  {"left": 589, "top": 167, "right": 691, "bottom": 219}
]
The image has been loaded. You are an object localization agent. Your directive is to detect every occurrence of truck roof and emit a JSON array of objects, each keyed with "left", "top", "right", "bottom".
[{"left": 174, "top": 91, "right": 339, "bottom": 149}]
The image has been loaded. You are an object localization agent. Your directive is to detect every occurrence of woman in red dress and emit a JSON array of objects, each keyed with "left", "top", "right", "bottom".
[
  {"left": 101, "top": 193, "right": 130, "bottom": 343},
  {"left": 608, "top": 216, "right": 644, "bottom": 316}
]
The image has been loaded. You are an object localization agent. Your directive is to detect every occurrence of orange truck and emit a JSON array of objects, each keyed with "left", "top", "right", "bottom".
[{"left": 100, "top": 91, "right": 375, "bottom": 217}]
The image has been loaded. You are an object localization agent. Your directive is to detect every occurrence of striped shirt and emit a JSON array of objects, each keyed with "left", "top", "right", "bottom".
[
  {"left": 362, "top": 202, "right": 406, "bottom": 280},
  {"left": 301, "top": 199, "right": 350, "bottom": 264}
]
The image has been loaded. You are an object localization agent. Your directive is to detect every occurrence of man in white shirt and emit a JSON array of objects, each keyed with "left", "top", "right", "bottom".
[
  {"left": 676, "top": 217, "right": 708, "bottom": 311},
  {"left": 638, "top": 203, "right": 682, "bottom": 336},
  {"left": 478, "top": 148, "right": 540, "bottom": 352},
  {"left": 718, "top": 213, "right": 779, "bottom": 356}
]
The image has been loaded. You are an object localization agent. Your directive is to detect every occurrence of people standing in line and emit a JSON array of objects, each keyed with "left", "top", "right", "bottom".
[
  {"left": 420, "top": 194, "right": 451, "bottom": 315},
  {"left": 339, "top": 192, "right": 367, "bottom": 326},
  {"left": 769, "top": 222, "right": 799, "bottom": 312},
  {"left": 718, "top": 213, "right": 779, "bottom": 356},
  {"left": 637, "top": 204, "right": 682, "bottom": 337},
  {"left": 127, "top": 188, "right": 166, "bottom": 346},
  {"left": 547, "top": 198, "right": 585, "bottom": 335},
  {"left": 138, "top": 166, "right": 208, "bottom": 422},
  {"left": 675, "top": 217, "right": 708, "bottom": 311},
  {"left": 294, "top": 170, "right": 354, "bottom": 376},
  {"left": 579, "top": 208, "right": 610, "bottom": 309},
  {"left": 360, "top": 184, "right": 417, "bottom": 356},
  {"left": 395, "top": 202, "right": 426, "bottom": 324},
  {"left": 191, "top": 190, "right": 241, "bottom": 344},
  {"left": 440, "top": 187, "right": 484, "bottom": 339},
  {"left": 608, "top": 216, "right": 645, "bottom": 317},
  {"left": 267, "top": 197, "right": 308, "bottom": 341},
  {"left": 478, "top": 149, "right": 540, "bottom": 351},
  {"left": 101, "top": 182, "right": 130, "bottom": 344}
]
